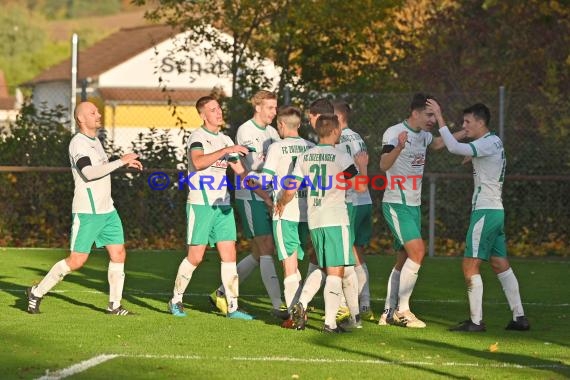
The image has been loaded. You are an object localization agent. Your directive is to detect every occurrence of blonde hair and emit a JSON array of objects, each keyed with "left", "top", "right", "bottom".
[
  {"left": 277, "top": 106, "right": 301, "bottom": 130},
  {"left": 251, "top": 90, "right": 277, "bottom": 107}
]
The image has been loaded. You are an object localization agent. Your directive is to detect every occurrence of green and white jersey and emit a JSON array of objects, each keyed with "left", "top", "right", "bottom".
[
  {"left": 187, "top": 126, "right": 239, "bottom": 206},
  {"left": 292, "top": 144, "right": 356, "bottom": 229},
  {"left": 337, "top": 127, "right": 372, "bottom": 206},
  {"left": 263, "top": 137, "right": 315, "bottom": 222},
  {"left": 69, "top": 133, "right": 119, "bottom": 214},
  {"left": 381, "top": 121, "right": 433, "bottom": 206},
  {"left": 469, "top": 133, "right": 506, "bottom": 210},
  {"left": 235, "top": 119, "right": 281, "bottom": 201}
]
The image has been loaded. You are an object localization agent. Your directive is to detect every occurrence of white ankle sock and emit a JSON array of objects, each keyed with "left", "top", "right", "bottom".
[
  {"left": 342, "top": 266, "right": 360, "bottom": 318},
  {"left": 324, "top": 275, "right": 343, "bottom": 329},
  {"left": 108, "top": 261, "right": 125, "bottom": 309},
  {"left": 33, "top": 259, "right": 71, "bottom": 297},
  {"left": 283, "top": 274, "right": 300, "bottom": 309},
  {"left": 218, "top": 254, "right": 258, "bottom": 293},
  {"left": 468, "top": 274, "right": 483, "bottom": 324},
  {"left": 221, "top": 261, "right": 239, "bottom": 313},
  {"left": 385, "top": 268, "right": 400, "bottom": 311},
  {"left": 260, "top": 256, "right": 283, "bottom": 309},
  {"left": 355, "top": 263, "right": 370, "bottom": 309},
  {"left": 172, "top": 258, "right": 197, "bottom": 304},
  {"left": 299, "top": 267, "right": 325, "bottom": 309},
  {"left": 497, "top": 268, "right": 525, "bottom": 319},
  {"left": 398, "top": 259, "right": 420, "bottom": 312}
]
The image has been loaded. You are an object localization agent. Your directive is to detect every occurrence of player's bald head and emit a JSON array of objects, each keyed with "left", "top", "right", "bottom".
[{"left": 74, "top": 102, "right": 95, "bottom": 125}]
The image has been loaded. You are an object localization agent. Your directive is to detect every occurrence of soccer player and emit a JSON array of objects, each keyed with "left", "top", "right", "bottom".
[
  {"left": 277, "top": 114, "right": 369, "bottom": 332},
  {"left": 378, "top": 93, "right": 465, "bottom": 328},
  {"left": 26, "top": 101, "right": 143, "bottom": 315},
  {"left": 209, "top": 90, "right": 287, "bottom": 319},
  {"left": 428, "top": 100, "right": 530, "bottom": 332},
  {"left": 333, "top": 99, "right": 375, "bottom": 321},
  {"left": 262, "top": 106, "right": 315, "bottom": 323},
  {"left": 168, "top": 96, "right": 269, "bottom": 320}
]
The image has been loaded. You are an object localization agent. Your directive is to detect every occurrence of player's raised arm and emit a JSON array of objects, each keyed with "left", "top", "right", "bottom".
[
  {"left": 379, "top": 131, "right": 407, "bottom": 172},
  {"left": 426, "top": 99, "right": 467, "bottom": 151}
]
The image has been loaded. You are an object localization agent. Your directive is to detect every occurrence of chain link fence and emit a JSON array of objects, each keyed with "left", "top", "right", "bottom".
[{"left": 1, "top": 86, "right": 568, "bottom": 256}]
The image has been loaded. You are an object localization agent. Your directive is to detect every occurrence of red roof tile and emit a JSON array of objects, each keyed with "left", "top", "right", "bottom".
[
  {"left": 28, "top": 24, "right": 179, "bottom": 85},
  {"left": 98, "top": 87, "right": 211, "bottom": 104},
  {"left": 0, "top": 97, "right": 16, "bottom": 110}
]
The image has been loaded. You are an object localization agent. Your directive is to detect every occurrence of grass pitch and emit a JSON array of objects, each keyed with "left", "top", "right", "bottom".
[{"left": 0, "top": 248, "right": 568, "bottom": 379}]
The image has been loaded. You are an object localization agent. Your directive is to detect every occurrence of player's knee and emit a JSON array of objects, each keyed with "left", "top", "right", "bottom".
[{"left": 66, "top": 256, "right": 86, "bottom": 270}]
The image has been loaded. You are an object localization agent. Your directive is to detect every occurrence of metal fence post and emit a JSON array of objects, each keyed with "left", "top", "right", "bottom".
[
  {"left": 70, "top": 33, "right": 78, "bottom": 132},
  {"left": 428, "top": 175, "right": 436, "bottom": 257},
  {"left": 283, "top": 85, "right": 291, "bottom": 106},
  {"left": 499, "top": 85, "right": 505, "bottom": 142}
]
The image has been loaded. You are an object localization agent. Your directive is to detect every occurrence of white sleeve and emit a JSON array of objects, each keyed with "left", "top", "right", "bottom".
[
  {"left": 270, "top": 126, "right": 282, "bottom": 142},
  {"left": 470, "top": 137, "right": 501, "bottom": 157},
  {"left": 340, "top": 152, "right": 357, "bottom": 173},
  {"left": 236, "top": 124, "right": 252, "bottom": 146},
  {"left": 262, "top": 143, "right": 279, "bottom": 176},
  {"left": 439, "top": 126, "right": 476, "bottom": 156},
  {"left": 292, "top": 157, "right": 304, "bottom": 180},
  {"left": 382, "top": 127, "right": 398, "bottom": 147},
  {"left": 81, "top": 160, "right": 124, "bottom": 181}
]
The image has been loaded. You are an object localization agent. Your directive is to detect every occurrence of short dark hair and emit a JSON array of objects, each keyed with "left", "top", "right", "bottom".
[
  {"left": 196, "top": 96, "right": 217, "bottom": 113},
  {"left": 315, "top": 114, "right": 339, "bottom": 138},
  {"left": 309, "top": 98, "right": 334, "bottom": 115},
  {"left": 463, "top": 103, "right": 491, "bottom": 126},
  {"left": 410, "top": 93, "right": 435, "bottom": 112},
  {"left": 332, "top": 99, "right": 351, "bottom": 120}
]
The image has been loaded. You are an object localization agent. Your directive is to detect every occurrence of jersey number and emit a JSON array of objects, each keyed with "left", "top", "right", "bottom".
[{"left": 309, "top": 163, "right": 327, "bottom": 197}]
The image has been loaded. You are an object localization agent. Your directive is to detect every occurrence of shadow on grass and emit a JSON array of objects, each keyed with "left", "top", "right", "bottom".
[
  {"left": 407, "top": 337, "right": 570, "bottom": 378},
  {"left": 311, "top": 334, "right": 470, "bottom": 379}
]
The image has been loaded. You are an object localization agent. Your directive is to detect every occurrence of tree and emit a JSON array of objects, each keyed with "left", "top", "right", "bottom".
[{"left": 133, "top": 0, "right": 400, "bottom": 100}]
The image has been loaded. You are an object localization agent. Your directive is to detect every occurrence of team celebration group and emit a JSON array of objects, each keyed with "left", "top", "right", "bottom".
[{"left": 26, "top": 91, "right": 530, "bottom": 333}]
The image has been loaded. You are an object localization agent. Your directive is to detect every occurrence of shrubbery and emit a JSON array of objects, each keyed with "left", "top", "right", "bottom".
[{"left": 0, "top": 102, "right": 567, "bottom": 256}]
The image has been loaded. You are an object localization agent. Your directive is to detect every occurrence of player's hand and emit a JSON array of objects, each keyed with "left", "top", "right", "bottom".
[
  {"left": 455, "top": 129, "right": 468, "bottom": 141},
  {"left": 397, "top": 131, "right": 408, "bottom": 150},
  {"left": 426, "top": 99, "right": 443, "bottom": 118},
  {"left": 354, "top": 151, "right": 369, "bottom": 168},
  {"left": 462, "top": 156, "right": 472, "bottom": 165},
  {"left": 274, "top": 199, "right": 284, "bottom": 218},
  {"left": 120, "top": 153, "right": 142, "bottom": 170},
  {"left": 226, "top": 145, "right": 250, "bottom": 156},
  {"left": 127, "top": 160, "right": 143, "bottom": 171}
]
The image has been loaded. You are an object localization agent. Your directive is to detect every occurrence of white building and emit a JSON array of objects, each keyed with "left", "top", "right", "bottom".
[{"left": 27, "top": 24, "right": 280, "bottom": 153}]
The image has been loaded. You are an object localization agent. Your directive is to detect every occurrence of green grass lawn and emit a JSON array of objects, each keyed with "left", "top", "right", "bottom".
[{"left": 1, "top": 248, "right": 568, "bottom": 379}]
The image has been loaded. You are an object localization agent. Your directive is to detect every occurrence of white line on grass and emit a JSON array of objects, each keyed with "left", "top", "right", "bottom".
[
  {"left": 3, "top": 288, "right": 568, "bottom": 307},
  {"left": 34, "top": 353, "right": 569, "bottom": 377},
  {"left": 35, "top": 354, "right": 119, "bottom": 380},
  {"left": 124, "top": 354, "right": 569, "bottom": 370}
]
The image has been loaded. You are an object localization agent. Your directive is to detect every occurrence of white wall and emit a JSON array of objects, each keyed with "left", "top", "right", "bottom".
[
  {"left": 99, "top": 29, "right": 280, "bottom": 95},
  {"left": 32, "top": 81, "right": 70, "bottom": 112}
]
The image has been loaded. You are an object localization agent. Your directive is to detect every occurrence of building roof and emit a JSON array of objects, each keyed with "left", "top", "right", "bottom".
[
  {"left": 0, "top": 98, "right": 16, "bottom": 111},
  {"left": 98, "top": 87, "right": 211, "bottom": 104},
  {"left": 28, "top": 24, "right": 179, "bottom": 85}
]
